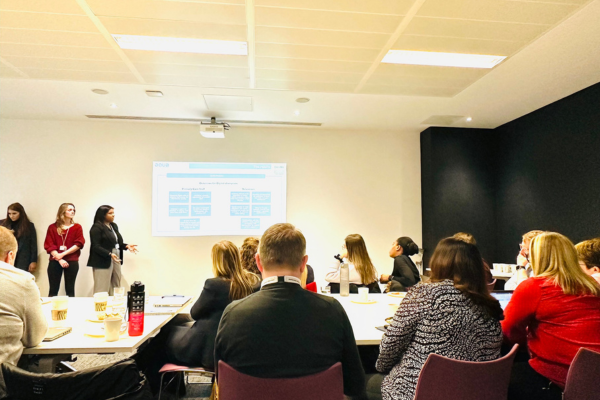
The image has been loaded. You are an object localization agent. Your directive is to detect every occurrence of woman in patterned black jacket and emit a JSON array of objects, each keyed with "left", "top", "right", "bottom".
[{"left": 374, "top": 238, "right": 504, "bottom": 400}]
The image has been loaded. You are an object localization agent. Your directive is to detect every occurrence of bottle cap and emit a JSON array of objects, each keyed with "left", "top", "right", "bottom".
[{"left": 131, "top": 281, "right": 145, "bottom": 292}]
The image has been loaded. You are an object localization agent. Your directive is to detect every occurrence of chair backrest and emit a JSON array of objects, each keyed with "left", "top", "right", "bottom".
[
  {"left": 217, "top": 361, "right": 343, "bottom": 400},
  {"left": 563, "top": 347, "right": 600, "bottom": 400},
  {"left": 413, "top": 344, "right": 519, "bottom": 400},
  {"left": 0, "top": 359, "right": 153, "bottom": 400}
]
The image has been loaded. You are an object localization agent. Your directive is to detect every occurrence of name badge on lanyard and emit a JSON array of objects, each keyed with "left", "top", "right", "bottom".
[
  {"left": 115, "top": 243, "right": 120, "bottom": 250},
  {"left": 59, "top": 246, "right": 67, "bottom": 251}
]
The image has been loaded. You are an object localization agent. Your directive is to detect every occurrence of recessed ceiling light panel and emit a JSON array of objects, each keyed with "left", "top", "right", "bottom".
[
  {"left": 112, "top": 34, "right": 248, "bottom": 56},
  {"left": 382, "top": 50, "right": 506, "bottom": 69}
]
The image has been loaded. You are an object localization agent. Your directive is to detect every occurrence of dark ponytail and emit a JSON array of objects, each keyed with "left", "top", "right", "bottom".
[{"left": 397, "top": 237, "right": 419, "bottom": 256}]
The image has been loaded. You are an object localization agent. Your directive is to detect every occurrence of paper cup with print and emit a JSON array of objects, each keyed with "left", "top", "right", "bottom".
[
  {"left": 94, "top": 292, "right": 109, "bottom": 319},
  {"left": 51, "top": 296, "right": 69, "bottom": 327}
]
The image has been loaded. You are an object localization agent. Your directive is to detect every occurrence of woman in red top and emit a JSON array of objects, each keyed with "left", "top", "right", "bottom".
[
  {"left": 503, "top": 232, "right": 600, "bottom": 400},
  {"left": 44, "top": 203, "right": 85, "bottom": 297}
]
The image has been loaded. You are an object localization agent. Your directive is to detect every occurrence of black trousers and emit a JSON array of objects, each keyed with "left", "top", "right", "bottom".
[
  {"left": 47, "top": 260, "right": 79, "bottom": 297},
  {"left": 508, "top": 361, "right": 563, "bottom": 400}
]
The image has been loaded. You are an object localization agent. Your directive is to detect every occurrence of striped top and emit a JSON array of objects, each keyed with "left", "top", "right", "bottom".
[{"left": 376, "top": 280, "right": 502, "bottom": 400}]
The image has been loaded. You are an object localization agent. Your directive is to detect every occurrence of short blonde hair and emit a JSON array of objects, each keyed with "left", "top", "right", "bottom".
[
  {"left": 530, "top": 232, "right": 600, "bottom": 296},
  {"left": 576, "top": 238, "right": 600, "bottom": 269},
  {"left": 523, "top": 230, "right": 544, "bottom": 244},
  {"left": 259, "top": 223, "right": 305, "bottom": 269},
  {"left": 0, "top": 226, "right": 18, "bottom": 259}
]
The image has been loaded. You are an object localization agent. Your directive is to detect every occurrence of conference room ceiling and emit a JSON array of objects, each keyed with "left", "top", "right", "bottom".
[{"left": 1, "top": 0, "right": 600, "bottom": 130}]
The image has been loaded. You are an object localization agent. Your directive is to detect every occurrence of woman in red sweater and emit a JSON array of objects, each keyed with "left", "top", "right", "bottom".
[
  {"left": 502, "top": 232, "right": 600, "bottom": 400},
  {"left": 44, "top": 203, "right": 85, "bottom": 297}
]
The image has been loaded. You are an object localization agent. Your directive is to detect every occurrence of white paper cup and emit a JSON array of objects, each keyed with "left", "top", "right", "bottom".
[
  {"left": 104, "top": 317, "right": 122, "bottom": 342},
  {"left": 51, "top": 296, "right": 69, "bottom": 327},
  {"left": 388, "top": 303, "right": 399, "bottom": 316},
  {"left": 358, "top": 287, "right": 369, "bottom": 302}
]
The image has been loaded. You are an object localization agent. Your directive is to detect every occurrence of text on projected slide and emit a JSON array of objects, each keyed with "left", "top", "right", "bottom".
[{"left": 152, "top": 162, "right": 286, "bottom": 236}]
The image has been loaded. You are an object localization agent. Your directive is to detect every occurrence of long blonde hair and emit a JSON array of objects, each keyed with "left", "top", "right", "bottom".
[
  {"left": 55, "top": 203, "right": 76, "bottom": 234},
  {"left": 212, "top": 240, "right": 260, "bottom": 300},
  {"left": 530, "top": 232, "right": 600, "bottom": 296},
  {"left": 346, "top": 234, "right": 378, "bottom": 285}
]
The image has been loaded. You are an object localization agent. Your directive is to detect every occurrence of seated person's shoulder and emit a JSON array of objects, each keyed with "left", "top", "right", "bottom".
[{"left": 1, "top": 264, "right": 36, "bottom": 286}]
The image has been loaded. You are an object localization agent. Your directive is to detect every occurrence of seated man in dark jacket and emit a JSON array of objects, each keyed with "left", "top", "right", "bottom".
[{"left": 215, "top": 223, "right": 367, "bottom": 399}]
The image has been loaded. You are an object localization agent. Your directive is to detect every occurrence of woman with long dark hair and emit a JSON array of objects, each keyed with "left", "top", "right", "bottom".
[
  {"left": 1, "top": 203, "right": 37, "bottom": 273},
  {"left": 373, "top": 237, "right": 503, "bottom": 400},
  {"left": 43, "top": 203, "right": 85, "bottom": 297},
  {"left": 86, "top": 205, "right": 137, "bottom": 294}
]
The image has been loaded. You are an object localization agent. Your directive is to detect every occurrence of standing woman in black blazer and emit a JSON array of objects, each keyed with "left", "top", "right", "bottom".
[
  {"left": 1, "top": 203, "right": 37, "bottom": 273},
  {"left": 87, "top": 205, "right": 138, "bottom": 294}
]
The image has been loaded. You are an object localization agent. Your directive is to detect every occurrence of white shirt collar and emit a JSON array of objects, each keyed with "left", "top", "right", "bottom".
[{"left": 261, "top": 275, "right": 302, "bottom": 288}]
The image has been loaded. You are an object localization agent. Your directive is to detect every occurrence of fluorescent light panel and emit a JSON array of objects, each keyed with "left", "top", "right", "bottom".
[
  {"left": 382, "top": 50, "right": 506, "bottom": 69},
  {"left": 112, "top": 34, "right": 247, "bottom": 56}
]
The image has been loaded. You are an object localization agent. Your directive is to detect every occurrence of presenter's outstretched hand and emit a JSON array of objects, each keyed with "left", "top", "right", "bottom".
[
  {"left": 110, "top": 253, "right": 122, "bottom": 264},
  {"left": 126, "top": 244, "right": 139, "bottom": 254}
]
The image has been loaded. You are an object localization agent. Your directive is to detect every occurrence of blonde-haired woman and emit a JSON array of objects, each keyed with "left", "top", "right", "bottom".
[
  {"left": 43, "top": 203, "right": 85, "bottom": 297},
  {"left": 134, "top": 240, "right": 260, "bottom": 394},
  {"left": 503, "top": 232, "right": 600, "bottom": 400},
  {"left": 325, "top": 234, "right": 380, "bottom": 293}
]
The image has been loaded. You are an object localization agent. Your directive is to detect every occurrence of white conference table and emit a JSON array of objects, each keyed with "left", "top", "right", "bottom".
[
  {"left": 180, "top": 292, "right": 404, "bottom": 346},
  {"left": 24, "top": 296, "right": 189, "bottom": 356}
]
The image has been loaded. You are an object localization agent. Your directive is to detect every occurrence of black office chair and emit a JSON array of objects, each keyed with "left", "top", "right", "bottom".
[{"left": 0, "top": 359, "right": 153, "bottom": 400}]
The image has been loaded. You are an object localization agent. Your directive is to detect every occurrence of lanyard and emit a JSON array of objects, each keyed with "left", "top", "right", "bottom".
[
  {"left": 261, "top": 276, "right": 301, "bottom": 288},
  {"left": 59, "top": 227, "right": 70, "bottom": 250}
]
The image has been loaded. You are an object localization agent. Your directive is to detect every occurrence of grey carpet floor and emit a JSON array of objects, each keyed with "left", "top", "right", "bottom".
[{"left": 67, "top": 353, "right": 212, "bottom": 400}]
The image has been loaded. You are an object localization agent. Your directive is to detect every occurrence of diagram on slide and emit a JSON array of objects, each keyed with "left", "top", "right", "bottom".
[{"left": 152, "top": 162, "right": 286, "bottom": 236}]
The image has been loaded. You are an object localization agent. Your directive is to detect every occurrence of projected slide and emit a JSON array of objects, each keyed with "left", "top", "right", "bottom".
[{"left": 152, "top": 162, "right": 286, "bottom": 236}]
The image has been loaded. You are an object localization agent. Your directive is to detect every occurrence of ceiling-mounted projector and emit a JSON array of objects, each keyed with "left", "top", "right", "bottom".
[{"left": 200, "top": 117, "right": 229, "bottom": 138}]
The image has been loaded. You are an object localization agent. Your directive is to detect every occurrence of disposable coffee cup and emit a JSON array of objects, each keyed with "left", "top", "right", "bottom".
[
  {"left": 51, "top": 296, "right": 69, "bottom": 327},
  {"left": 94, "top": 292, "right": 109, "bottom": 318},
  {"left": 358, "top": 287, "right": 369, "bottom": 302},
  {"left": 388, "top": 303, "right": 399, "bottom": 316},
  {"left": 104, "top": 317, "right": 122, "bottom": 342}
]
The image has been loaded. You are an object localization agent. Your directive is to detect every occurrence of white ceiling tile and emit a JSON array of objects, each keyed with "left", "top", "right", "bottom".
[
  {"left": 393, "top": 35, "right": 525, "bottom": 56},
  {"left": 134, "top": 63, "right": 248, "bottom": 78},
  {"left": 418, "top": 0, "right": 581, "bottom": 25},
  {"left": 203, "top": 95, "right": 253, "bottom": 111},
  {"left": 125, "top": 50, "right": 248, "bottom": 67},
  {"left": 143, "top": 74, "right": 249, "bottom": 88},
  {"left": 0, "top": 0, "right": 86, "bottom": 15},
  {"left": 0, "top": 11, "right": 98, "bottom": 32},
  {"left": 87, "top": 0, "right": 246, "bottom": 25},
  {"left": 22, "top": 68, "right": 137, "bottom": 82},
  {"left": 2, "top": 56, "right": 130, "bottom": 72},
  {"left": 360, "top": 84, "right": 462, "bottom": 97},
  {"left": 256, "top": 57, "right": 370, "bottom": 73},
  {"left": 255, "top": 7, "right": 402, "bottom": 33},
  {"left": 0, "top": 28, "right": 111, "bottom": 48},
  {"left": 255, "top": 26, "right": 388, "bottom": 48},
  {"left": 372, "top": 63, "right": 489, "bottom": 79},
  {"left": 366, "top": 73, "right": 478, "bottom": 88},
  {"left": 405, "top": 17, "right": 551, "bottom": 42},
  {"left": 256, "top": 43, "right": 379, "bottom": 62},
  {"left": 0, "top": 43, "right": 121, "bottom": 60},
  {"left": 0, "top": 65, "right": 23, "bottom": 77},
  {"left": 254, "top": 0, "right": 414, "bottom": 15},
  {"left": 98, "top": 17, "right": 247, "bottom": 41},
  {"left": 256, "top": 68, "right": 363, "bottom": 83},
  {"left": 255, "top": 79, "right": 356, "bottom": 92}
]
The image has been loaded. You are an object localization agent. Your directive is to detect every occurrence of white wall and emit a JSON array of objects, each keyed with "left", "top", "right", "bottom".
[{"left": 0, "top": 118, "right": 421, "bottom": 296}]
